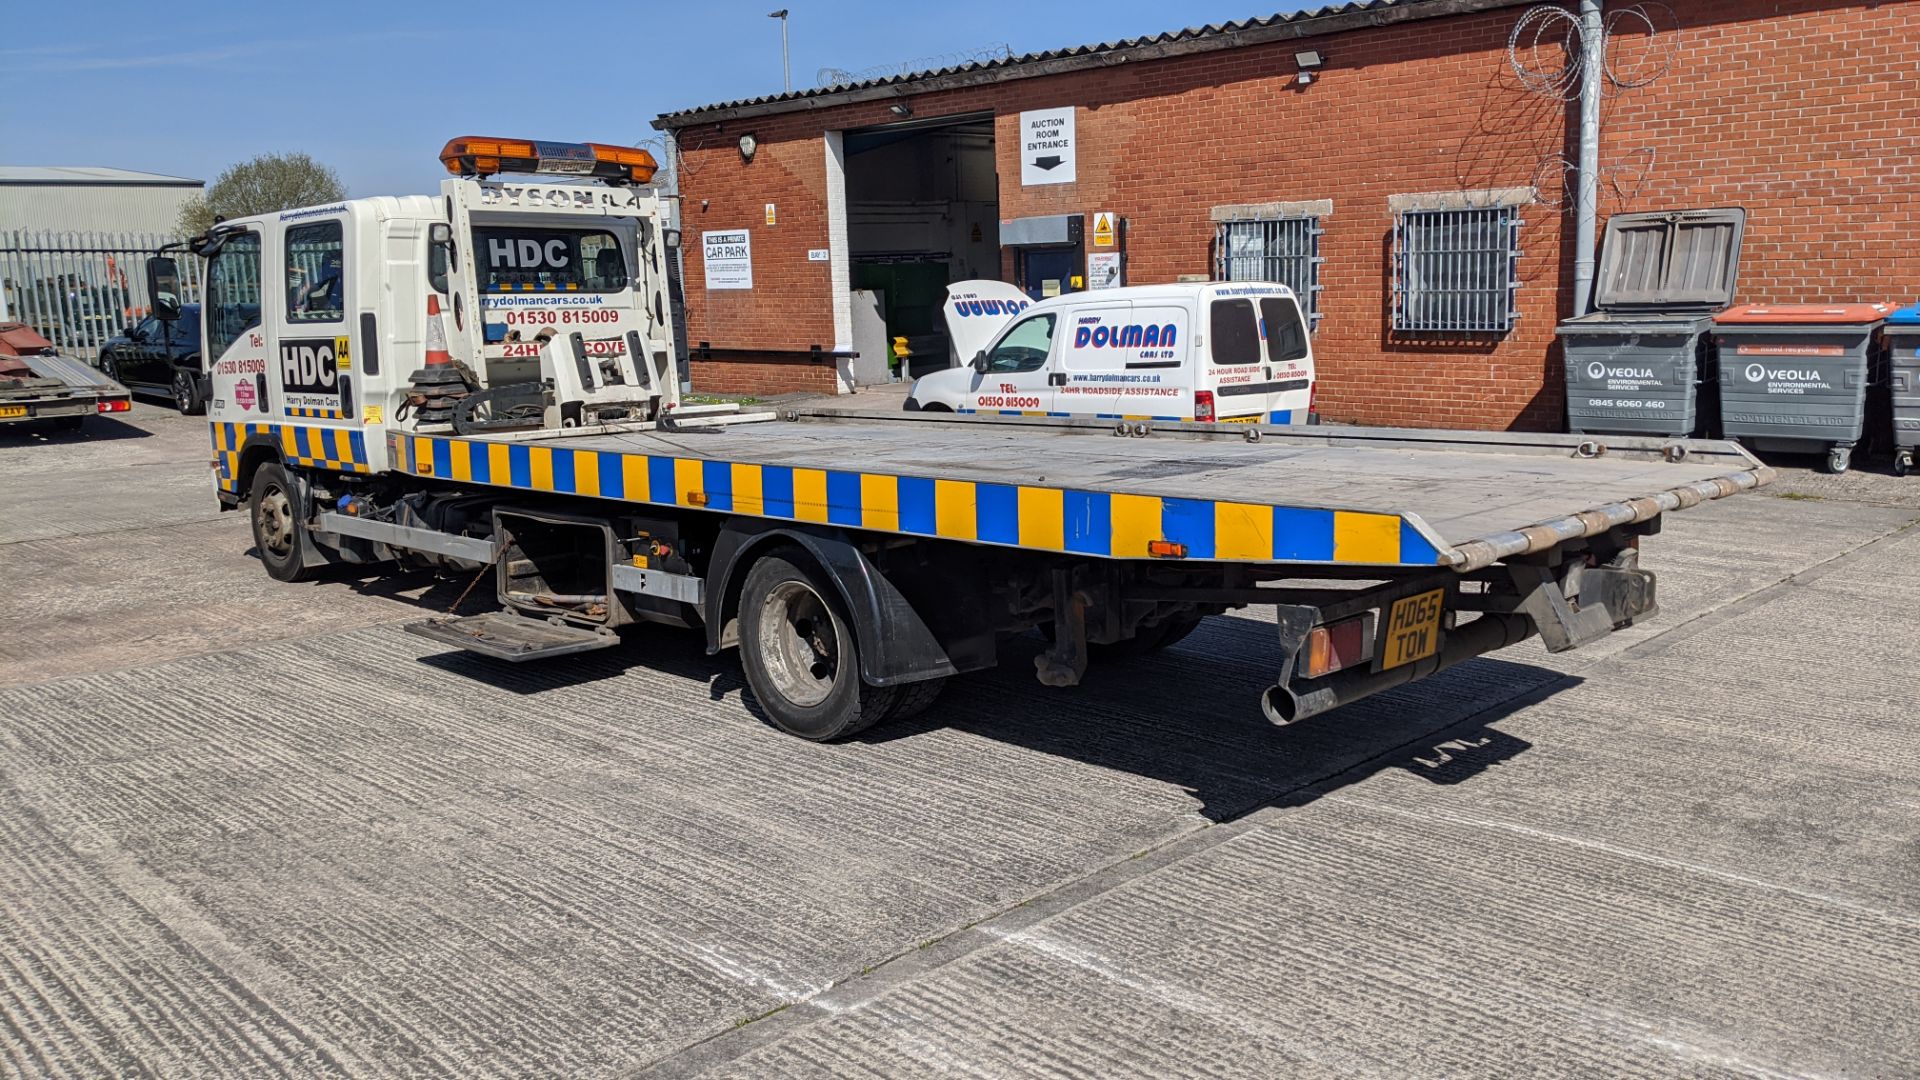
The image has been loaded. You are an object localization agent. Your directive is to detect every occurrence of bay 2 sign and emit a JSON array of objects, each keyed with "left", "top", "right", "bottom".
[{"left": 702, "top": 230, "right": 753, "bottom": 291}]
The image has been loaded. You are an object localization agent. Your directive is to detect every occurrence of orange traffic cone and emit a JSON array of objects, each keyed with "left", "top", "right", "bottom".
[{"left": 424, "top": 294, "right": 452, "bottom": 367}]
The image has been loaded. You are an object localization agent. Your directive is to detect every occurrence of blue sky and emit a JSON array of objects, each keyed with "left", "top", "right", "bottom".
[{"left": 3, "top": 1, "right": 1315, "bottom": 197}]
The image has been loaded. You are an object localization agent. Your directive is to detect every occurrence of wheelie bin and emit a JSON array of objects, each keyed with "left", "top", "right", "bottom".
[
  {"left": 1558, "top": 208, "right": 1745, "bottom": 437},
  {"left": 1712, "top": 303, "right": 1892, "bottom": 473},
  {"left": 1887, "top": 303, "right": 1919, "bottom": 476}
]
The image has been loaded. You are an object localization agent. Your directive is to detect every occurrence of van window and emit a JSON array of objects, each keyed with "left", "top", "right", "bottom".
[
  {"left": 1210, "top": 299, "right": 1261, "bottom": 365},
  {"left": 475, "top": 227, "right": 627, "bottom": 293},
  {"left": 1260, "top": 297, "right": 1310, "bottom": 363},
  {"left": 986, "top": 314, "right": 1056, "bottom": 373}
]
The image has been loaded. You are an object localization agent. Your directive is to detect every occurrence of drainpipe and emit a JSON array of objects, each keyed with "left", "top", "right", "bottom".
[{"left": 1571, "top": 0, "right": 1604, "bottom": 317}]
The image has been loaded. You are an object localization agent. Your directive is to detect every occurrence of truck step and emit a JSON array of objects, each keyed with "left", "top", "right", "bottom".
[{"left": 404, "top": 611, "right": 618, "bottom": 662}]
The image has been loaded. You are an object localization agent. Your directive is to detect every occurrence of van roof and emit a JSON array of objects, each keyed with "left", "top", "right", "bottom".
[{"left": 1024, "top": 281, "right": 1298, "bottom": 312}]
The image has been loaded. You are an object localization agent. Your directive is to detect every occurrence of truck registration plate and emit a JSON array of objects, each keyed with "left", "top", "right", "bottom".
[
  {"left": 0, "top": 406, "right": 26, "bottom": 419},
  {"left": 1383, "top": 589, "right": 1444, "bottom": 670}
]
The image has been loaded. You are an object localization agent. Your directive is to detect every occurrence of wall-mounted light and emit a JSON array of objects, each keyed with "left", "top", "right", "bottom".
[
  {"left": 1294, "top": 49, "right": 1324, "bottom": 86},
  {"left": 738, "top": 133, "right": 758, "bottom": 161},
  {"left": 888, "top": 102, "right": 913, "bottom": 119}
]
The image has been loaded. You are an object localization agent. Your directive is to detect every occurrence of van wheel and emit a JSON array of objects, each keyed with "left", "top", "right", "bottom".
[
  {"left": 738, "top": 551, "right": 898, "bottom": 740},
  {"left": 249, "top": 462, "right": 318, "bottom": 582}
]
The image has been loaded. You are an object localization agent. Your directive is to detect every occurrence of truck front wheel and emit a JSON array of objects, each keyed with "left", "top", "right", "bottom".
[
  {"left": 249, "top": 462, "right": 319, "bottom": 583},
  {"left": 737, "top": 550, "right": 898, "bottom": 740}
]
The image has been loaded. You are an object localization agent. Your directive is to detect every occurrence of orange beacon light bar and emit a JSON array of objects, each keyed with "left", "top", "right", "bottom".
[{"left": 438, "top": 137, "right": 658, "bottom": 184}]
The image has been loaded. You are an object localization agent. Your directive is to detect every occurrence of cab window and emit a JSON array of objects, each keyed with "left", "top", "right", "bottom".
[
  {"left": 205, "top": 232, "right": 262, "bottom": 359},
  {"left": 1260, "top": 297, "right": 1310, "bottom": 363},
  {"left": 1209, "top": 299, "right": 1261, "bottom": 365},
  {"left": 474, "top": 228, "right": 627, "bottom": 293},
  {"left": 986, "top": 314, "right": 1056, "bottom": 373},
  {"left": 287, "top": 221, "right": 345, "bottom": 323}
]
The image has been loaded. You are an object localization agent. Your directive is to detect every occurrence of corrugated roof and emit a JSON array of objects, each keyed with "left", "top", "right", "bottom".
[
  {"left": 654, "top": 0, "right": 1521, "bottom": 128},
  {"left": 0, "top": 166, "right": 203, "bottom": 186}
]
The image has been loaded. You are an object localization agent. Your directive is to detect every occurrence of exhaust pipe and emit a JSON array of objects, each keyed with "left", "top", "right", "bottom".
[{"left": 1261, "top": 614, "right": 1534, "bottom": 726}]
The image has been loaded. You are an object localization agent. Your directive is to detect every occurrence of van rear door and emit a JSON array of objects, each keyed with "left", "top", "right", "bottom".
[{"left": 1204, "top": 289, "right": 1315, "bottom": 423}]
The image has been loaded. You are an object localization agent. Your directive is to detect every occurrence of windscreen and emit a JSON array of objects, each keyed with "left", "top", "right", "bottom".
[{"left": 473, "top": 227, "right": 628, "bottom": 293}]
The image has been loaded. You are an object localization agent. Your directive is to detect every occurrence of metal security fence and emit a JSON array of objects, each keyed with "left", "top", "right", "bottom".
[
  {"left": 1215, "top": 217, "right": 1324, "bottom": 328},
  {"left": 1392, "top": 207, "right": 1522, "bottom": 334},
  {"left": 0, "top": 230, "right": 203, "bottom": 363}
]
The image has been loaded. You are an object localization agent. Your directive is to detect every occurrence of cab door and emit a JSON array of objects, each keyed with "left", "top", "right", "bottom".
[
  {"left": 201, "top": 230, "right": 270, "bottom": 422},
  {"left": 965, "top": 310, "right": 1059, "bottom": 416},
  {"left": 274, "top": 215, "right": 360, "bottom": 453}
]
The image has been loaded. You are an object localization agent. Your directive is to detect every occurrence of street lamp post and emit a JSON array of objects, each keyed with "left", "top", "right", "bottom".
[{"left": 769, "top": 10, "right": 791, "bottom": 93}]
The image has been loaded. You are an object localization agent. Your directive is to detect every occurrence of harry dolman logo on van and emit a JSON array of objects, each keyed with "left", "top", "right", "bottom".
[
  {"left": 1074, "top": 323, "right": 1179, "bottom": 349},
  {"left": 954, "top": 298, "right": 1029, "bottom": 318}
]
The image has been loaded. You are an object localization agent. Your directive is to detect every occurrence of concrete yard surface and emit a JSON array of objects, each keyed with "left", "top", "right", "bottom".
[{"left": 2, "top": 405, "right": 1917, "bottom": 1078}]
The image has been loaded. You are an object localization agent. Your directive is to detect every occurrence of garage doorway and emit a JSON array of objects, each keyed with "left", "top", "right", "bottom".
[{"left": 839, "top": 113, "right": 998, "bottom": 381}]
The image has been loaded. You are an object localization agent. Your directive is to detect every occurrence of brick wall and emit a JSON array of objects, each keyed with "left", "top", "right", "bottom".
[{"left": 670, "top": 0, "right": 1916, "bottom": 428}]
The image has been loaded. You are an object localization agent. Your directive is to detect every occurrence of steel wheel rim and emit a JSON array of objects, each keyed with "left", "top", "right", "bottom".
[
  {"left": 174, "top": 373, "right": 191, "bottom": 411},
  {"left": 757, "top": 579, "right": 839, "bottom": 708},
  {"left": 256, "top": 484, "right": 295, "bottom": 558}
]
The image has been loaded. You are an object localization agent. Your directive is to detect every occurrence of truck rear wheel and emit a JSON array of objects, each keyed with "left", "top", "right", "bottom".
[
  {"left": 249, "top": 462, "right": 319, "bottom": 583},
  {"left": 738, "top": 551, "right": 898, "bottom": 740}
]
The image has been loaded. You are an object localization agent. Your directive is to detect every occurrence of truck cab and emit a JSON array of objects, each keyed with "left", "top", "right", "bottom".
[
  {"left": 910, "top": 280, "right": 1316, "bottom": 424},
  {"left": 165, "top": 137, "right": 679, "bottom": 496}
]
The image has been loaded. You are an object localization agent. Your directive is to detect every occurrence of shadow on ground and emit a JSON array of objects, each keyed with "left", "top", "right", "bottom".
[
  {"left": 389, "top": 590, "right": 1564, "bottom": 823},
  {"left": 0, "top": 416, "right": 152, "bottom": 444}
]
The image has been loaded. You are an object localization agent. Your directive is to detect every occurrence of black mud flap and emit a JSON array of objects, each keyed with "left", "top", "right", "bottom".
[{"left": 405, "top": 611, "right": 618, "bottom": 662}]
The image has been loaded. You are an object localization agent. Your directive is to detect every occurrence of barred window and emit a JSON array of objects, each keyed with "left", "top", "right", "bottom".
[
  {"left": 1392, "top": 206, "right": 1521, "bottom": 333},
  {"left": 1214, "top": 217, "right": 1323, "bottom": 330}
]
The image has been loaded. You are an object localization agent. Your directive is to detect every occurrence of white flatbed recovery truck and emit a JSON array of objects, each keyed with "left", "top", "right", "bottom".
[{"left": 154, "top": 137, "right": 1772, "bottom": 740}]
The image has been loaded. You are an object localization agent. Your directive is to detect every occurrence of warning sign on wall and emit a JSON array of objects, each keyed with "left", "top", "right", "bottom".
[{"left": 1092, "top": 212, "right": 1116, "bottom": 249}]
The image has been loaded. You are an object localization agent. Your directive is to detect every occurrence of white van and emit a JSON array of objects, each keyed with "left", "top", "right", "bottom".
[{"left": 907, "top": 280, "right": 1316, "bottom": 424}]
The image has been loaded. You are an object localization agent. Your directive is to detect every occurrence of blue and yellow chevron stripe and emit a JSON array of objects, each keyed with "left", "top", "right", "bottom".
[
  {"left": 210, "top": 422, "right": 372, "bottom": 492},
  {"left": 390, "top": 433, "right": 1444, "bottom": 567},
  {"left": 284, "top": 406, "right": 345, "bottom": 419}
]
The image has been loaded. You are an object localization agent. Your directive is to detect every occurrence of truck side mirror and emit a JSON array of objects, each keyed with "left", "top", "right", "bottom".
[
  {"left": 429, "top": 221, "right": 456, "bottom": 259},
  {"left": 971, "top": 350, "right": 989, "bottom": 374},
  {"left": 145, "top": 256, "right": 181, "bottom": 322}
]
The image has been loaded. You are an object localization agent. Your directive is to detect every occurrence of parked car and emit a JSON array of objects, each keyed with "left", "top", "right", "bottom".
[
  {"left": 910, "top": 280, "right": 1317, "bottom": 425},
  {"left": 98, "top": 304, "right": 206, "bottom": 415}
]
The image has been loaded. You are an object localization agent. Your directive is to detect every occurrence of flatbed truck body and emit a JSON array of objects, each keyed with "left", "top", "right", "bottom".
[
  {"left": 0, "top": 322, "right": 133, "bottom": 429},
  {"left": 159, "top": 137, "right": 1771, "bottom": 740}
]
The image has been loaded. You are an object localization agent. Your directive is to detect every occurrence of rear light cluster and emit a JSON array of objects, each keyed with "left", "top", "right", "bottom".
[
  {"left": 1302, "top": 616, "right": 1371, "bottom": 680},
  {"left": 95, "top": 398, "right": 131, "bottom": 413},
  {"left": 1194, "top": 389, "right": 1216, "bottom": 423}
]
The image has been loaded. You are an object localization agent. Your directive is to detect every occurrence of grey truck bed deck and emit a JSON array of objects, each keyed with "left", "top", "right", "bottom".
[{"left": 391, "top": 412, "right": 1769, "bottom": 571}]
